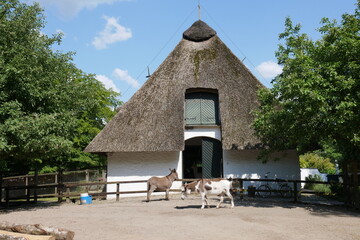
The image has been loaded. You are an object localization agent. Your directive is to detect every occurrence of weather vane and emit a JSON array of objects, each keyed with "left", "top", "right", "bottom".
[{"left": 198, "top": 0, "right": 201, "bottom": 20}]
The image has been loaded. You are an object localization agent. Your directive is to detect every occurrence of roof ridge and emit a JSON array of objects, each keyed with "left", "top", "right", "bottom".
[{"left": 183, "top": 20, "right": 217, "bottom": 42}]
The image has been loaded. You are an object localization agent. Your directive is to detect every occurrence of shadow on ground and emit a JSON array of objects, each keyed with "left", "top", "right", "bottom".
[
  {"left": 0, "top": 201, "right": 61, "bottom": 213},
  {"left": 175, "top": 205, "right": 202, "bottom": 209},
  {"left": 1, "top": 194, "right": 359, "bottom": 218},
  {"left": 234, "top": 194, "right": 359, "bottom": 217},
  {"left": 174, "top": 193, "right": 359, "bottom": 217}
]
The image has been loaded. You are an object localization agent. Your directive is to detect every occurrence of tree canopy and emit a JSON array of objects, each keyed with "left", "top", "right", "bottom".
[
  {"left": 299, "top": 153, "right": 336, "bottom": 174},
  {"left": 0, "top": 0, "right": 121, "bottom": 173},
  {"left": 253, "top": 1, "right": 360, "bottom": 207}
]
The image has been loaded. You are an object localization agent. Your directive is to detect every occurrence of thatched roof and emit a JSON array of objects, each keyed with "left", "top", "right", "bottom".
[
  {"left": 183, "top": 20, "right": 216, "bottom": 42},
  {"left": 85, "top": 20, "right": 264, "bottom": 153}
]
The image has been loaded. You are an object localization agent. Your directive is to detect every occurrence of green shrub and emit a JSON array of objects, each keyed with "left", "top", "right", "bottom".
[
  {"left": 312, "top": 184, "right": 332, "bottom": 194},
  {"left": 304, "top": 174, "right": 323, "bottom": 189},
  {"left": 329, "top": 183, "right": 345, "bottom": 200},
  {"left": 306, "top": 175, "right": 344, "bottom": 198}
]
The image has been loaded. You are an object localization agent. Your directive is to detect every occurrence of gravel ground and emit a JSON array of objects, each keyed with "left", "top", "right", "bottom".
[{"left": 0, "top": 194, "right": 359, "bottom": 240}]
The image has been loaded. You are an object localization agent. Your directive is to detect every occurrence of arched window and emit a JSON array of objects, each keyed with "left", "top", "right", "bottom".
[{"left": 185, "top": 89, "right": 220, "bottom": 125}]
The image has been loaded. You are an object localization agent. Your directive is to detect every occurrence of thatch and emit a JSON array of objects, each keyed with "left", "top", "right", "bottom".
[
  {"left": 183, "top": 20, "right": 216, "bottom": 42},
  {"left": 85, "top": 20, "right": 264, "bottom": 153}
]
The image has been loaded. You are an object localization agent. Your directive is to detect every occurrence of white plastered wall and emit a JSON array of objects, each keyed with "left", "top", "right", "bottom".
[
  {"left": 107, "top": 127, "right": 300, "bottom": 198},
  {"left": 223, "top": 149, "right": 300, "bottom": 189},
  {"left": 184, "top": 126, "right": 221, "bottom": 141},
  {"left": 107, "top": 151, "right": 182, "bottom": 199},
  {"left": 106, "top": 127, "right": 220, "bottom": 199}
]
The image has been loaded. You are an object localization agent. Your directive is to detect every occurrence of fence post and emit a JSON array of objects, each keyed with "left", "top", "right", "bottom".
[
  {"left": 34, "top": 167, "right": 39, "bottom": 204},
  {"left": 57, "top": 170, "right": 64, "bottom": 203},
  {"left": 116, "top": 183, "right": 120, "bottom": 201},
  {"left": 66, "top": 187, "right": 71, "bottom": 203},
  {"left": 85, "top": 169, "right": 89, "bottom": 182},
  {"left": 26, "top": 185, "right": 31, "bottom": 202},
  {"left": 293, "top": 181, "right": 298, "bottom": 203},
  {"left": 239, "top": 179, "right": 244, "bottom": 200},
  {"left": 25, "top": 174, "right": 29, "bottom": 200},
  {"left": 6, "top": 187, "right": 9, "bottom": 208},
  {"left": 0, "top": 172, "right": 3, "bottom": 204},
  {"left": 55, "top": 172, "right": 58, "bottom": 196}
]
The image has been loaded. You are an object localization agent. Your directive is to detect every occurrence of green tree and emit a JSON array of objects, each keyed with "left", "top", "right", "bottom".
[
  {"left": 299, "top": 153, "right": 336, "bottom": 174},
  {"left": 253, "top": 1, "right": 360, "bottom": 208},
  {"left": 0, "top": 0, "right": 121, "bottom": 173}
]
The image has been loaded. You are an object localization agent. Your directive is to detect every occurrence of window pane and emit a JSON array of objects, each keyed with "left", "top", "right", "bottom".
[
  {"left": 185, "top": 91, "right": 219, "bottom": 125},
  {"left": 185, "top": 97, "right": 201, "bottom": 125},
  {"left": 201, "top": 95, "right": 216, "bottom": 124}
]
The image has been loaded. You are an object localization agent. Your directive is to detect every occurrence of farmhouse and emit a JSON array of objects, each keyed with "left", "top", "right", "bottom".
[{"left": 85, "top": 20, "right": 300, "bottom": 198}]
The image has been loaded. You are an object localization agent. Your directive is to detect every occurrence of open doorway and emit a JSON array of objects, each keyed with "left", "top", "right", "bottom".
[{"left": 183, "top": 137, "right": 223, "bottom": 179}]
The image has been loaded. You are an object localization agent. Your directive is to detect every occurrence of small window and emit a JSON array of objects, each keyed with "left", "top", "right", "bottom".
[{"left": 185, "top": 91, "right": 220, "bottom": 125}]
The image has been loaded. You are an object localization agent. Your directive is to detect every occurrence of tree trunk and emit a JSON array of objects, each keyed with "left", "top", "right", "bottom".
[
  {"left": 351, "top": 159, "right": 359, "bottom": 209},
  {"left": 342, "top": 161, "right": 351, "bottom": 207},
  {"left": 0, "top": 223, "right": 74, "bottom": 240},
  {"left": 342, "top": 159, "right": 360, "bottom": 209},
  {"left": 0, "top": 230, "right": 55, "bottom": 240}
]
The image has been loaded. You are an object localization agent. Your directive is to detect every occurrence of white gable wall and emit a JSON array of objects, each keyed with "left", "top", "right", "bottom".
[
  {"left": 184, "top": 127, "right": 221, "bottom": 141},
  {"left": 107, "top": 151, "right": 182, "bottom": 199},
  {"left": 224, "top": 149, "right": 300, "bottom": 189}
]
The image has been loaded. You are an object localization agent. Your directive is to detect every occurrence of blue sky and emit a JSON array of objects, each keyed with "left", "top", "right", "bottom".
[{"left": 25, "top": 0, "right": 357, "bottom": 102}]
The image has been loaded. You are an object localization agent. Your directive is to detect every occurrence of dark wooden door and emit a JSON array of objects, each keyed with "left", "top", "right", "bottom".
[{"left": 202, "top": 137, "right": 222, "bottom": 178}]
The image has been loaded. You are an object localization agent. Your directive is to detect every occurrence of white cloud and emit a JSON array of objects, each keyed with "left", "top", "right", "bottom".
[
  {"left": 256, "top": 61, "right": 283, "bottom": 79},
  {"left": 36, "top": 0, "right": 132, "bottom": 19},
  {"left": 92, "top": 16, "right": 132, "bottom": 50},
  {"left": 113, "top": 68, "right": 139, "bottom": 89},
  {"left": 95, "top": 75, "right": 120, "bottom": 93}
]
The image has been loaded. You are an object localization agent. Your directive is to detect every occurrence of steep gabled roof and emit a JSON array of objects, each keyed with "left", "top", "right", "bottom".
[{"left": 85, "top": 20, "right": 264, "bottom": 153}]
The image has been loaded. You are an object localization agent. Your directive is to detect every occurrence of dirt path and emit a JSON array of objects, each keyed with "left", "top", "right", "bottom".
[{"left": 1, "top": 195, "right": 359, "bottom": 240}]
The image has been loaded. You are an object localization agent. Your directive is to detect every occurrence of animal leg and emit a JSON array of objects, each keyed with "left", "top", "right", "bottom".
[
  {"left": 147, "top": 185, "right": 156, "bottom": 202},
  {"left": 200, "top": 192, "right": 207, "bottom": 209},
  {"left": 216, "top": 195, "right": 224, "bottom": 209},
  {"left": 225, "top": 189, "right": 235, "bottom": 208},
  {"left": 165, "top": 189, "right": 170, "bottom": 200},
  {"left": 204, "top": 196, "right": 210, "bottom": 208}
]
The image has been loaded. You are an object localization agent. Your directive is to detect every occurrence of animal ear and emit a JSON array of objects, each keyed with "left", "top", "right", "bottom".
[{"left": 169, "top": 168, "right": 171, "bottom": 171}]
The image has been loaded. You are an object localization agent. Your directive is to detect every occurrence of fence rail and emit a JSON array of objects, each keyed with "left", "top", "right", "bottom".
[
  {"left": 0, "top": 177, "right": 343, "bottom": 208},
  {"left": 0, "top": 168, "right": 106, "bottom": 205}
]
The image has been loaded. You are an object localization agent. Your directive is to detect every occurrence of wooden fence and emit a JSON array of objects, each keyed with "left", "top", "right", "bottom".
[
  {"left": 0, "top": 169, "right": 106, "bottom": 203},
  {"left": 0, "top": 176, "right": 342, "bottom": 208}
]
